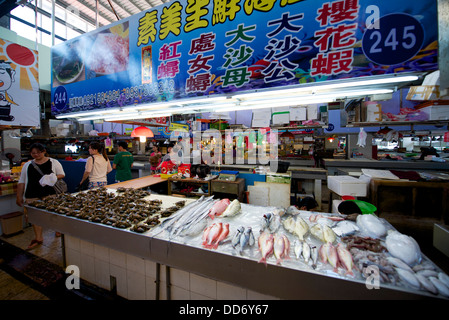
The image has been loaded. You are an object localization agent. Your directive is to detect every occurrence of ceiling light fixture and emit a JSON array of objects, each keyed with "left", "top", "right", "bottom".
[{"left": 131, "top": 126, "right": 154, "bottom": 143}]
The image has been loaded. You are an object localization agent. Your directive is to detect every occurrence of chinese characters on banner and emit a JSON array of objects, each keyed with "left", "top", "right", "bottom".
[
  {"left": 311, "top": 0, "right": 359, "bottom": 76},
  {"left": 51, "top": 0, "right": 438, "bottom": 116}
]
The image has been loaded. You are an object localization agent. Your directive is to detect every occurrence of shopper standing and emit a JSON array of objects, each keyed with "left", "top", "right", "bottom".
[
  {"left": 79, "top": 142, "right": 112, "bottom": 189},
  {"left": 16, "top": 143, "right": 65, "bottom": 250},
  {"left": 113, "top": 141, "right": 134, "bottom": 182}
]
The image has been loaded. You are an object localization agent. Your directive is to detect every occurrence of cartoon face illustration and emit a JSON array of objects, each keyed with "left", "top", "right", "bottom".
[
  {"left": 0, "top": 60, "right": 15, "bottom": 93},
  {"left": 0, "top": 60, "right": 17, "bottom": 121}
]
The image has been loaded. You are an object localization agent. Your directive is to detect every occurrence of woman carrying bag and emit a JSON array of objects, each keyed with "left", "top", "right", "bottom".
[
  {"left": 16, "top": 143, "right": 65, "bottom": 249},
  {"left": 79, "top": 142, "right": 112, "bottom": 189}
]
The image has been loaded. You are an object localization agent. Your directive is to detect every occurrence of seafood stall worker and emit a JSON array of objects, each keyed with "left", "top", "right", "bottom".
[
  {"left": 297, "top": 197, "right": 318, "bottom": 211},
  {"left": 79, "top": 142, "right": 112, "bottom": 189},
  {"left": 16, "top": 143, "right": 66, "bottom": 250},
  {"left": 149, "top": 145, "right": 162, "bottom": 174},
  {"left": 156, "top": 143, "right": 175, "bottom": 170},
  {"left": 113, "top": 141, "right": 134, "bottom": 182}
]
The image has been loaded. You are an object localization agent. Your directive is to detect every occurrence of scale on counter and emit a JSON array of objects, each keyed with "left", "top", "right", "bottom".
[{"left": 218, "top": 170, "right": 239, "bottom": 181}]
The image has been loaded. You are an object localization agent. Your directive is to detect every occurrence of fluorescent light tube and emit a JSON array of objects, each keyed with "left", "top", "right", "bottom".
[{"left": 233, "top": 74, "right": 418, "bottom": 99}]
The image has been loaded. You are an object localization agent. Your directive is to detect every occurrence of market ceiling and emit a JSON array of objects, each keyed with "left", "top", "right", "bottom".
[
  {"left": 57, "top": 0, "right": 168, "bottom": 27},
  {"left": 0, "top": 0, "right": 168, "bottom": 28}
]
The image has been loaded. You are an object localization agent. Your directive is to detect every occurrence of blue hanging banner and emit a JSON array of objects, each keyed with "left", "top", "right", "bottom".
[{"left": 51, "top": 0, "right": 438, "bottom": 116}]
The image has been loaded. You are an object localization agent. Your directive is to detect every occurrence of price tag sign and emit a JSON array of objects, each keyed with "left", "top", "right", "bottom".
[
  {"left": 53, "top": 86, "right": 68, "bottom": 111},
  {"left": 362, "top": 13, "right": 424, "bottom": 66}
]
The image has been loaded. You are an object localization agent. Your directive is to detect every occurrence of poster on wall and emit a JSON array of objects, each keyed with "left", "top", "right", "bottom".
[
  {"left": 51, "top": 0, "right": 438, "bottom": 117},
  {"left": 0, "top": 38, "right": 40, "bottom": 127}
]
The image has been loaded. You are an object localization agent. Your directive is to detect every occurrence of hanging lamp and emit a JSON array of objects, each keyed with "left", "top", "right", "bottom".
[
  {"left": 280, "top": 130, "right": 295, "bottom": 139},
  {"left": 131, "top": 126, "right": 154, "bottom": 143}
]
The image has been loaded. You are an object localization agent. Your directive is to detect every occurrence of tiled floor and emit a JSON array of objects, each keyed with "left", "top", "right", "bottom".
[
  {"left": 2, "top": 226, "right": 64, "bottom": 267},
  {"left": 0, "top": 226, "right": 63, "bottom": 300},
  {"left": 0, "top": 269, "right": 50, "bottom": 300}
]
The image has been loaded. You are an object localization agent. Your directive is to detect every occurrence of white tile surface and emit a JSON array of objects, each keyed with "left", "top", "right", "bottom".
[
  {"left": 190, "top": 273, "right": 217, "bottom": 299},
  {"left": 110, "top": 264, "right": 127, "bottom": 299},
  {"left": 65, "top": 248, "right": 81, "bottom": 268},
  {"left": 127, "top": 270, "right": 146, "bottom": 300},
  {"left": 109, "top": 249, "right": 127, "bottom": 268},
  {"left": 94, "top": 258, "right": 110, "bottom": 290},
  {"left": 217, "top": 281, "right": 247, "bottom": 300},
  {"left": 65, "top": 235, "right": 80, "bottom": 251},
  {"left": 94, "top": 244, "right": 109, "bottom": 262},
  {"left": 144, "top": 259, "right": 158, "bottom": 278},
  {"left": 171, "top": 285, "right": 191, "bottom": 300},
  {"left": 170, "top": 268, "right": 190, "bottom": 291},
  {"left": 145, "top": 276, "right": 157, "bottom": 300},
  {"left": 80, "top": 254, "right": 95, "bottom": 284},
  {"left": 79, "top": 239, "right": 94, "bottom": 256},
  {"left": 126, "top": 254, "right": 145, "bottom": 275},
  {"left": 247, "top": 290, "right": 279, "bottom": 300},
  {"left": 190, "top": 291, "right": 213, "bottom": 300}
]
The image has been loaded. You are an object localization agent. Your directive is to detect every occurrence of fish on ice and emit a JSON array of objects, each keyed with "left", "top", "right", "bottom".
[
  {"left": 221, "top": 199, "right": 241, "bottom": 217},
  {"left": 336, "top": 243, "right": 354, "bottom": 276},
  {"left": 258, "top": 232, "right": 274, "bottom": 265},
  {"left": 203, "top": 223, "right": 223, "bottom": 249},
  {"left": 212, "top": 223, "right": 229, "bottom": 249},
  {"left": 208, "top": 199, "right": 231, "bottom": 219}
]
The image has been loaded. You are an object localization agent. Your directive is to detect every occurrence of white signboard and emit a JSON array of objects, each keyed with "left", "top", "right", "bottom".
[{"left": 0, "top": 38, "right": 40, "bottom": 127}]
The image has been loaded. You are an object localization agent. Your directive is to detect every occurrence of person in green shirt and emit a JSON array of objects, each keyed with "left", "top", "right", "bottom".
[{"left": 113, "top": 141, "right": 134, "bottom": 182}]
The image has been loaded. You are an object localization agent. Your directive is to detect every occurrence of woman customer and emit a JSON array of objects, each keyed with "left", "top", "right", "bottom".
[
  {"left": 149, "top": 145, "right": 162, "bottom": 174},
  {"left": 16, "top": 143, "right": 66, "bottom": 250},
  {"left": 79, "top": 142, "right": 112, "bottom": 189}
]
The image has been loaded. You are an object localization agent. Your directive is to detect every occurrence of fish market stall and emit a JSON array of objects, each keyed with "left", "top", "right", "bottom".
[{"left": 26, "top": 188, "right": 449, "bottom": 300}]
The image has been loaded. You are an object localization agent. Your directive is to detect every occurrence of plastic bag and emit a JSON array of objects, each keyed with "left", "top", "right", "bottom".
[{"left": 357, "top": 127, "right": 367, "bottom": 147}]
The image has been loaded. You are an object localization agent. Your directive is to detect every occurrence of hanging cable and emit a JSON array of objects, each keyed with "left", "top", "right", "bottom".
[{"left": 107, "top": 0, "right": 120, "bottom": 20}]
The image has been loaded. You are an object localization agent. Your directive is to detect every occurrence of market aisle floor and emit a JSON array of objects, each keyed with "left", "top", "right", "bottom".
[{"left": 0, "top": 226, "right": 122, "bottom": 300}]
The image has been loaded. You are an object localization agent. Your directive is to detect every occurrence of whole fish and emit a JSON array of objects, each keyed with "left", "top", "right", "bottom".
[
  {"left": 282, "top": 234, "right": 290, "bottom": 260},
  {"left": 202, "top": 225, "right": 212, "bottom": 246},
  {"left": 311, "top": 245, "right": 318, "bottom": 269},
  {"left": 208, "top": 199, "right": 231, "bottom": 219},
  {"left": 204, "top": 223, "right": 222, "bottom": 248},
  {"left": 416, "top": 269, "right": 438, "bottom": 278},
  {"left": 273, "top": 235, "right": 286, "bottom": 265},
  {"left": 336, "top": 243, "right": 354, "bottom": 276},
  {"left": 294, "top": 216, "right": 309, "bottom": 241},
  {"left": 239, "top": 227, "right": 251, "bottom": 255},
  {"left": 283, "top": 216, "right": 296, "bottom": 234},
  {"left": 258, "top": 232, "right": 274, "bottom": 265},
  {"left": 326, "top": 243, "right": 339, "bottom": 272},
  {"left": 319, "top": 243, "right": 328, "bottom": 263},
  {"left": 429, "top": 277, "right": 449, "bottom": 297},
  {"left": 395, "top": 268, "right": 421, "bottom": 289},
  {"left": 221, "top": 199, "right": 241, "bottom": 217},
  {"left": 386, "top": 256, "right": 414, "bottom": 274},
  {"left": 261, "top": 212, "right": 281, "bottom": 233},
  {"left": 310, "top": 224, "right": 325, "bottom": 242},
  {"left": 261, "top": 213, "right": 271, "bottom": 231},
  {"left": 269, "top": 213, "right": 281, "bottom": 233},
  {"left": 212, "top": 223, "right": 229, "bottom": 249},
  {"left": 232, "top": 226, "right": 245, "bottom": 248},
  {"left": 302, "top": 241, "right": 311, "bottom": 263},
  {"left": 322, "top": 225, "right": 337, "bottom": 244},
  {"left": 438, "top": 272, "right": 449, "bottom": 288},
  {"left": 247, "top": 227, "right": 255, "bottom": 247},
  {"left": 415, "top": 274, "right": 438, "bottom": 295},
  {"left": 294, "top": 240, "right": 303, "bottom": 259}
]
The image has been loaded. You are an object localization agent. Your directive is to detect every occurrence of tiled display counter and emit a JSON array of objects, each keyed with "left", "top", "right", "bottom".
[{"left": 26, "top": 193, "right": 445, "bottom": 300}]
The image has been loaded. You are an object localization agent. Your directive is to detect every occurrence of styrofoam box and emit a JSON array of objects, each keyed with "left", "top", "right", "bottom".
[
  {"left": 420, "top": 105, "right": 449, "bottom": 120},
  {"left": 327, "top": 175, "right": 368, "bottom": 197}
]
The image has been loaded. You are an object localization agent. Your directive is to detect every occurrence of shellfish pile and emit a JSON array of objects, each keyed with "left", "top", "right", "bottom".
[{"left": 28, "top": 187, "right": 186, "bottom": 233}]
